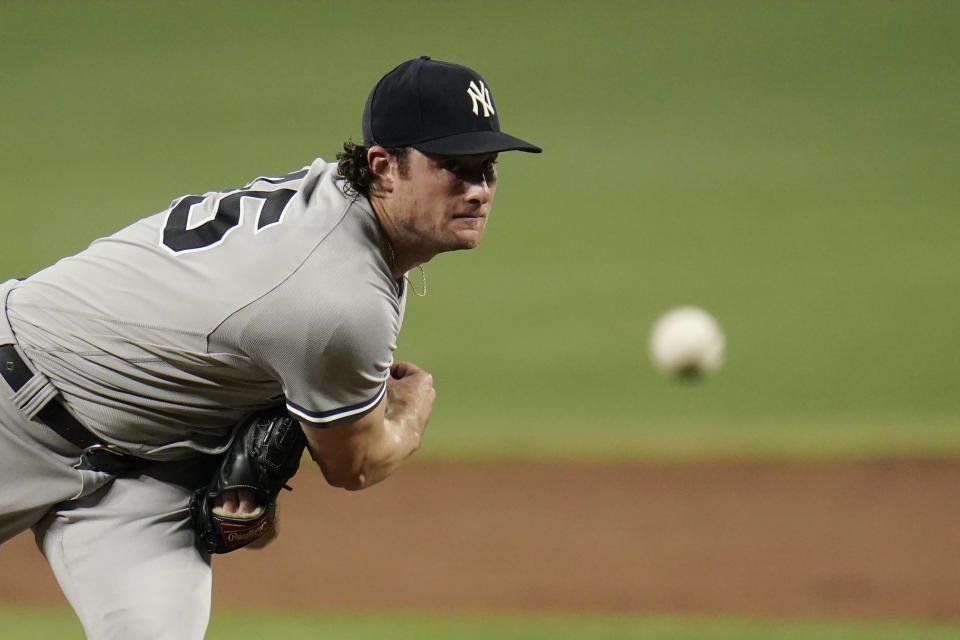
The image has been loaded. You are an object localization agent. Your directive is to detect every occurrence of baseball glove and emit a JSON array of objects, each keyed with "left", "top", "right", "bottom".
[{"left": 189, "top": 407, "right": 307, "bottom": 554}]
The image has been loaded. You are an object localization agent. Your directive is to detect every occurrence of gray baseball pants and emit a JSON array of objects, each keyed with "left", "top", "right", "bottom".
[{"left": 0, "top": 392, "right": 212, "bottom": 640}]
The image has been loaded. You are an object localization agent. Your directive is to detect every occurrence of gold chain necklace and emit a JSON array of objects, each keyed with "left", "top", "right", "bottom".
[
  {"left": 406, "top": 265, "right": 427, "bottom": 297},
  {"left": 384, "top": 237, "right": 427, "bottom": 297}
]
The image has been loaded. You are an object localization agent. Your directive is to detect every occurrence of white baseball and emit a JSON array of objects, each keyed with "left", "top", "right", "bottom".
[{"left": 649, "top": 306, "right": 725, "bottom": 378}]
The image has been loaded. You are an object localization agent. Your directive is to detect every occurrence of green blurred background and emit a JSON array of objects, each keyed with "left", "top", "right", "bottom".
[
  {"left": 2, "top": 1, "right": 959, "bottom": 637},
  {"left": 3, "top": 0, "right": 956, "bottom": 461}
]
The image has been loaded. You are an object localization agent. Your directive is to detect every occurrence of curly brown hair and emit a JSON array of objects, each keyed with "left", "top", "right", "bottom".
[{"left": 336, "top": 141, "right": 409, "bottom": 198}]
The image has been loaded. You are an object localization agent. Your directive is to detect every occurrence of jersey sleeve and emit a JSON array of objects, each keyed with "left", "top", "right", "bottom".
[
  {"left": 282, "top": 289, "right": 396, "bottom": 426},
  {"left": 213, "top": 264, "right": 403, "bottom": 428}
]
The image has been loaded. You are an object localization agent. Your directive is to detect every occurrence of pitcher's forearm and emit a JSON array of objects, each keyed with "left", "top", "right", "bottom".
[
  {"left": 348, "top": 416, "right": 422, "bottom": 490},
  {"left": 301, "top": 362, "right": 435, "bottom": 491},
  {"left": 302, "top": 412, "right": 423, "bottom": 491}
]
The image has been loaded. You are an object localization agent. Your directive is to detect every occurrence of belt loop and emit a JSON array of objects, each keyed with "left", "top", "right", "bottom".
[
  {"left": 0, "top": 344, "right": 58, "bottom": 420},
  {"left": 0, "top": 343, "right": 146, "bottom": 473}
]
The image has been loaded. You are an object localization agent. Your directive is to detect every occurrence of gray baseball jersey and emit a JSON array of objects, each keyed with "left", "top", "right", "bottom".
[{"left": 5, "top": 158, "right": 406, "bottom": 460}]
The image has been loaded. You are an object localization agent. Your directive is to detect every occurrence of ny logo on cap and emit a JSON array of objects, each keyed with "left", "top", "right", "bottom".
[{"left": 466, "top": 80, "right": 495, "bottom": 118}]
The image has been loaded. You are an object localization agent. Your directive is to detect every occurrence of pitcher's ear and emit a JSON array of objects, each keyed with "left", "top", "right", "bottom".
[{"left": 367, "top": 146, "right": 397, "bottom": 193}]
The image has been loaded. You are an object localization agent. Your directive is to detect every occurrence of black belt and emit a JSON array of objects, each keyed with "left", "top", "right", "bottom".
[{"left": 0, "top": 343, "right": 144, "bottom": 473}]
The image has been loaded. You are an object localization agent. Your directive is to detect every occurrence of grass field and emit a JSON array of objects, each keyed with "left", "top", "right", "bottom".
[
  {"left": 3, "top": 607, "right": 960, "bottom": 640},
  {"left": 1, "top": 1, "right": 958, "bottom": 637},
  {"left": 2, "top": 1, "right": 956, "bottom": 460}
]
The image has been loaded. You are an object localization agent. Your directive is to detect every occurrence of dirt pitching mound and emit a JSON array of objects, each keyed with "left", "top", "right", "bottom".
[{"left": 3, "top": 461, "right": 958, "bottom": 621}]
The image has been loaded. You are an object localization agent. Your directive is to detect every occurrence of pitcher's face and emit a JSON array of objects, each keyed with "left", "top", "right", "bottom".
[{"left": 390, "top": 149, "right": 499, "bottom": 253}]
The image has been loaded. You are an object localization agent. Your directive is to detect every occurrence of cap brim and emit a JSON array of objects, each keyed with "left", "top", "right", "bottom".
[{"left": 413, "top": 130, "right": 542, "bottom": 155}]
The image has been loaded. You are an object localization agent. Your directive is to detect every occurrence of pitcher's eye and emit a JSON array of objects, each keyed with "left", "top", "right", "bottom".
[
  {"left": 442, "top": 161, "right": 463, "bottom": 174},
  {"left": 433, "top": 155, "right": 497, "bottom": 184}
]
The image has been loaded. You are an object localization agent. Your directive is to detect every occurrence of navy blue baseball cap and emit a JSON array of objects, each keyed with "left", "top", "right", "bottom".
[{"left": 362, "top": 56, "right": 542, "bottom": 155}]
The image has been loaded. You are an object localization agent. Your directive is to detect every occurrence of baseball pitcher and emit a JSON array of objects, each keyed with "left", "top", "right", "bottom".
[{"left": 0, "top": 57, "right": 540, "bottom": 639}]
